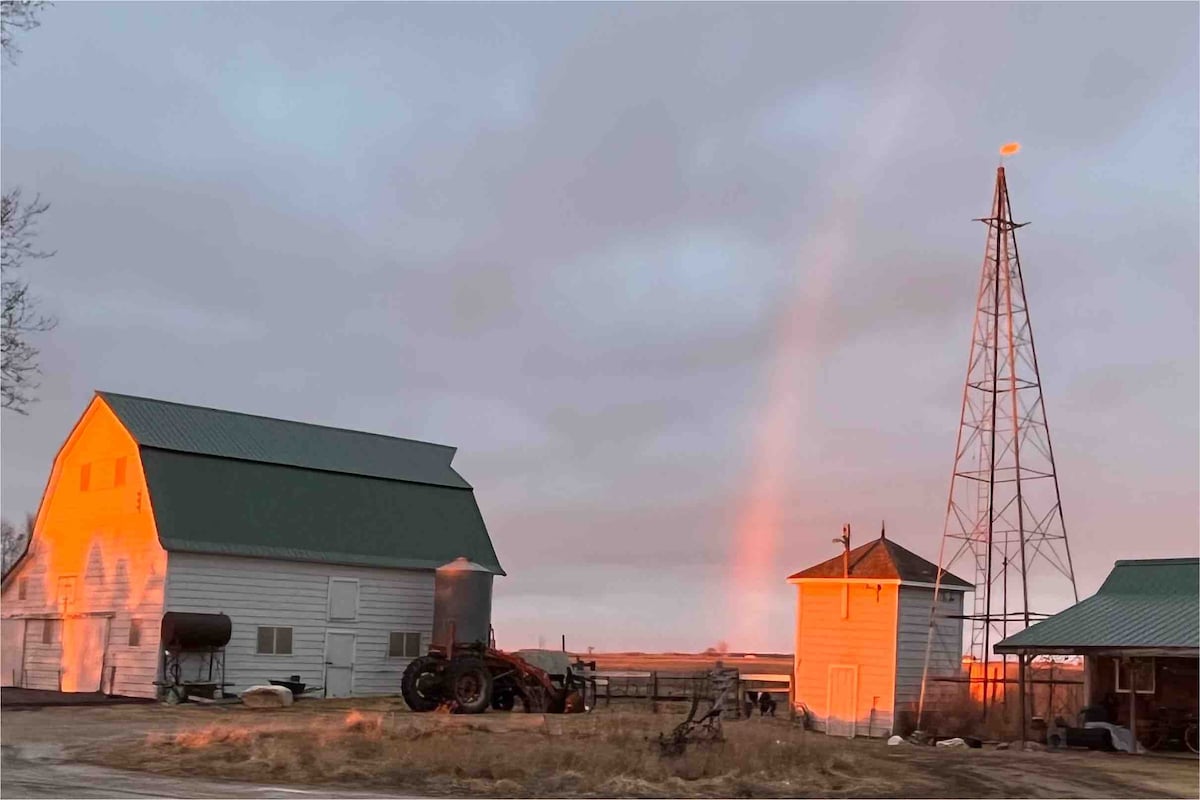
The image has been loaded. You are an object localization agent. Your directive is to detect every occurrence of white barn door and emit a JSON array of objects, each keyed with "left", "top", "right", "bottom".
[
  {"left": 325, "top": 632, "right": 356, "bottom": 698},
  {"left": 1, "top": 619, "right": 26, "bottom": 686},
  {"left": 62, "top": 618, "right": 109, "bottom": 693},
  {"left": 826, "top": 665, "right": 858, "bottom": 738}
]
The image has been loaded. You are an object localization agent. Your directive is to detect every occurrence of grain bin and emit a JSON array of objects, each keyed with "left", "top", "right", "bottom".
[{"left": 432, "top": 557, "right": 493, "bottom": 647}]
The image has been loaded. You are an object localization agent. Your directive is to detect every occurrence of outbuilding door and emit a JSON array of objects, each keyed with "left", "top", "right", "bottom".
[
  {"left": 324, "top": 632, "right": 356, "bottom": 698},
  {"left": 826, "top": 664, "right": 858, "bottom": 738}
]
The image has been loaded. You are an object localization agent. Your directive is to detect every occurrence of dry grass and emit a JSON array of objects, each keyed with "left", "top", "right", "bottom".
[{"left": 90, "top": 709, "right": 888, "bottom": 798}]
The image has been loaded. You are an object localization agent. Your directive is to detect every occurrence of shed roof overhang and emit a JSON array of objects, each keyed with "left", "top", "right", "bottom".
[
  {"left": 786, "top": 576, "right": 970, "bottom": 592},
  {"left": 993, "top": 644, "right": 1200, "bottom": 658}
]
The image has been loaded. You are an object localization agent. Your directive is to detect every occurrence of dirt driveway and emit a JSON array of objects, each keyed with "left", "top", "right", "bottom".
[{"left": 2, "top": 699, "right": 1197, "bottom": 798}]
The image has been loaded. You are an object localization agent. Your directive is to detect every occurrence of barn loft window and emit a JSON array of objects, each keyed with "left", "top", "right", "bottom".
[
  {"left": 114, "top": 457, "right": 127, "bottom": 487},
  {"left": 388, "top": 632, "right": 422, "bottom": 658},
  {"left": 328, "top": 578, "right": 359, "bottom": 621},
  {"left": 129, "top": 619, "right": 142, "bottom": 647},
  {"left": 1115, "top": 658, "right": 1155, "bottom": 694},
  {"left": 56, "top": 576, "right": 77, "bottom": 613},
  {"left": 256, "top": 626, "right": 293, "bottom": 655},
  {"left": 41, "top": 619, "right": 61, "bottom": 645},
  {"left": 17, "top": 578, "right": 27, "bottom": 600},
  {"left": 80, "top": 463, "right": 92, "bottom": 491}
]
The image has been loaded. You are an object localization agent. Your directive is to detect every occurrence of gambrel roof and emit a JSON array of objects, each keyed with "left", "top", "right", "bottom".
[{"left": 101, "top": 392, "right": 504, "bottom": 574}]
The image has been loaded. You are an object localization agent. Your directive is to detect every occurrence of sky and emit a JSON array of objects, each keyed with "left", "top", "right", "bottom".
[{"left": 2, "top": 2, "right": 1196, "bottom": 653}]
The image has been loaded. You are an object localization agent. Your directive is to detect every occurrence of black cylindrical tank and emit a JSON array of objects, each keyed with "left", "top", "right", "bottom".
[
  {"left": 432, "top": 558, "right": 493, "bottom": 647},
  {"left": 160, "top": 612, "right": 232, "bottom": 650}
]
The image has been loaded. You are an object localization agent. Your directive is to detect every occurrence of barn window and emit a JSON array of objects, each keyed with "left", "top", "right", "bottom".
[
  {"left": 56, "top": 576, "right": 77, "bottom": 613},
  {"left": 388, "top": 632, "right": 422, "bottom": 658},
  {"left": 1115, "top": 658, "right": 1155, "bottom": 694},
  {"left": 256, "top": 626, "right": 293, "bottom": 655},
  {"left": 80, "top": 463, "right": 92, "bottom": 491},
  {"left": 17, "top": 578, "right": 27, "bottom": 600},
  {"left": 114, "top": 457, "right": 127, "bottom": 487},
  {"left": 129, "top": 619, "right": 142, "bottom": 647},
  {"left": 328, "top": 578, "right": 359, "bottom": 621},
  {"left": 41, "top": 619, "right": 61, "bottom": 645}
]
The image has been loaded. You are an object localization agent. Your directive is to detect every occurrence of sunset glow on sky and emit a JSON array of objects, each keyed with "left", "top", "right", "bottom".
[{"left": 2, "top": 4, "right": 1196, "bottom": 653}]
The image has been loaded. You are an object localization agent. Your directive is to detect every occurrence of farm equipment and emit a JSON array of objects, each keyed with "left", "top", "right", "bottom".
[
  {"left": 657, "top": 680, "right": 733, "bottom": 756},
  {"left": 401, "top": 641, "right": 594, "bottom": 714}
]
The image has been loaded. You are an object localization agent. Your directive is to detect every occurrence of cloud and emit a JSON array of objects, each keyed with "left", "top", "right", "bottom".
[{"left": 2, "top": 2, "right": 1196, "bottom": 651}]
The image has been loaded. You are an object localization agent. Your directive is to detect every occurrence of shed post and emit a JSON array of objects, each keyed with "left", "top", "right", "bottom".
[
  {"left": 1017, "top": 651, "right": 1027, "bottom": 747},
  {"left": 1127, "top": 657, "right": 1137, "bottom": 753}
]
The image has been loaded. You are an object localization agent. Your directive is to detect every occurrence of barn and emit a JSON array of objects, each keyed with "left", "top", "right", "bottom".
[
  {"left": 787, "top": 530, "right": 970, "bottom": 737},
  {"left": 0, "top": 392, "right": 503, "bottom": 699}
]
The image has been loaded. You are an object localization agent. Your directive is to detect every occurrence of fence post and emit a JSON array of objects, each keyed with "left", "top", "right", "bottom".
[{"left": 651, "top": 671, "right": 658, "bottom": 714}]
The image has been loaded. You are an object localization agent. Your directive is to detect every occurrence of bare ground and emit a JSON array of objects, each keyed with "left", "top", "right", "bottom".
[{"left": 2, "top": 698, "right": 1196, "bottom": 798}]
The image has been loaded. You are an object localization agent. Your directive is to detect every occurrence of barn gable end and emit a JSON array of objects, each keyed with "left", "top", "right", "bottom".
[{"left": 1, "top": 396, "right": 166, "bottom": 697}]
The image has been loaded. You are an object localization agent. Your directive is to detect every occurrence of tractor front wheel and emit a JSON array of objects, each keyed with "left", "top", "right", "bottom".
[
  {"left": 401, "top": 656, "right": 445, "bottom": 712},
  {"left": 448, "top": 657, "right": 493, "bottom": 714}
]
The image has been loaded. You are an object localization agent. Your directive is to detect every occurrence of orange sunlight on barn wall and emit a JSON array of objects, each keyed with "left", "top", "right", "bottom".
[{"left": 1, "top": 397, "right": 167, "bottom": 695}]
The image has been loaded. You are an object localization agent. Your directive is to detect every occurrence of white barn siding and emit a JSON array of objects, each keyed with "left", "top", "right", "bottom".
[
  {"left": 894, "top": 586, "right": 964, "bottom": 708},
  {"left": 0, "top": 539, "right": 166, "bottom": 698},
  {"left": 164, "top": 552, "right": 434, "bottom": 696}
]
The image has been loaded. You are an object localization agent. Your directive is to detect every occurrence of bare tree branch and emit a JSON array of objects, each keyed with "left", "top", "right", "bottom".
[
  {"left": 1, "top": 514, "right": 32, "bottom": 576},
  {"left": 1, "top": 0, "right": 48, "bottom": 64},
  {"left": 2, "top": 188, "right": 57, "bottom": 414}
]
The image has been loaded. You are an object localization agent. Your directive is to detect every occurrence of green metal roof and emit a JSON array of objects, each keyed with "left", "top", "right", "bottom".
[
  {"left": 100, "top": 392, "right": 470, "bottom": 489},
  {"left": 100, "top": 393, "right": 503, "bottom": 575},
  {"left": 994, "top": 558, "right": 1198, "bottom": 654}
]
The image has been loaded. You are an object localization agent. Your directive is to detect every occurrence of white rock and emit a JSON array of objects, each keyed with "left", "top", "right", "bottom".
[
  {"left": 887, "top": 735, "right": 906, "bottom": 746},
  {"left": 936, "top": 737, "right": 967, "bottom": 748},
  {"left": 240, "top": 685, "right": 294, "bottom": 708}
]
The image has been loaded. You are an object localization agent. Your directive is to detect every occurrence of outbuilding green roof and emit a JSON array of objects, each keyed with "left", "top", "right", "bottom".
[
  {"left": 994, "top": 558, "right": 1198, "bottom": 655},
  {"left": 101, "top": 392, "right": 503, "bottom": 575}
]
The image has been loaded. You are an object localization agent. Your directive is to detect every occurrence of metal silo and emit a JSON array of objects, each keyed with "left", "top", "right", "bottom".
[{"left": 432, "top": 557, "right": 494, "bottom": 647}]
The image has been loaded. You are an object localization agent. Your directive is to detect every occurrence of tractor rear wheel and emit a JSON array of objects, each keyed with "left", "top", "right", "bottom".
[
  {"left": 447, "top": 657, "right": 492, "bottom": 714},
  {"left": 401, "top": 656, "right": 445, "bottom": 712}
]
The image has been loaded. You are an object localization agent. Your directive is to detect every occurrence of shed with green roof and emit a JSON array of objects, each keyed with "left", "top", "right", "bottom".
[{"left": 996, "top": 558, "right": 1198, "bottom": 738}]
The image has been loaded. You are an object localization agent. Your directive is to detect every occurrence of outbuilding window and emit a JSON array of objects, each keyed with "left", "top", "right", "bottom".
[
  {"left": 256, "top": 626, "right": 293, "bottom": 655},
  {"left": 1115, "top": 658, "right": 1155, "bottom": 694},
  {"left": 129, "top": 619, "right": 142, "bottom": 647},
  {"left": 388, "top": 632, "right": 422, "bottom": 659}
]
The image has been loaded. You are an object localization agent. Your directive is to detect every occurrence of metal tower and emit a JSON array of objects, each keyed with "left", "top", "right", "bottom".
[{"left": 918, "top": 161, "right": 1079, "bottom": 723}]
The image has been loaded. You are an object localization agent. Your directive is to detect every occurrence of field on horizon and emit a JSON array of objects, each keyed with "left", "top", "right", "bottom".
[{"left": 578, "top": 652, "right": 793, "bottom": 675}]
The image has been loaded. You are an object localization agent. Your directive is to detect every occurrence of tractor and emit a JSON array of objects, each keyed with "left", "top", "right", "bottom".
[{"left": 401, "top": 641, "right": 594, "bottom": 714}]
